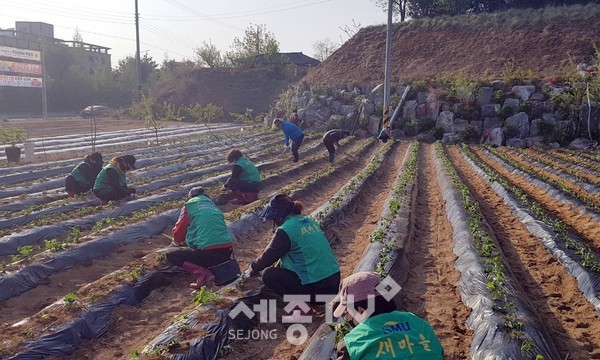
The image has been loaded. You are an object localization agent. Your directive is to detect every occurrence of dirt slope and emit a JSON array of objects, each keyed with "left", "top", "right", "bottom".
[{"left": 304, "top": 6, "right": 600, "bottom": 84}]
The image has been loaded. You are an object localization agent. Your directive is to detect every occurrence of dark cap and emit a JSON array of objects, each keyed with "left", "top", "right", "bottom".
[
  {"left": 259, "top": 194, "right": 294, "bottom": 221},
  {"left": 120, "top": 155, "right": 137, "bottom": 170},
  {"left": 89, "top": 152, "right": 103, "bottom": 164},
  {"left": 188, "top": 186, "right": 205, "bottom": 198}
]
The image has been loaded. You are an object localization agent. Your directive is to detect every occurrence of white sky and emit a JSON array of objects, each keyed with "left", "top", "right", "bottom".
[{"left": 0, "top": 0, "right": 386, "bottom": 67}]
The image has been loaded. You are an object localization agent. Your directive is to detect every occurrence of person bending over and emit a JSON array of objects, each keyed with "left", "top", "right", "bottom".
[
  {"left": 274, "top": 118, "right": 305, "bottom": 163},
  {"left": 248, "top": 194, "right": 340, "bottom": 302},
  {"left": 65, "top": 152, "right": 103, "bottom": 197},
  {"left": 323, "top": 129, "right": 350, "bottom": 163}
]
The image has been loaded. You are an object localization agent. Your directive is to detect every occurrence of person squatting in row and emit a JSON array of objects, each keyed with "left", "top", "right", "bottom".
[
  {"left": 93, "top": 154, "right": 137, "bottom": 204},
  {"left": 224, "top": 149, "right": 262, "bottom": 204},
  {"left": 65, "top": 152, "right": 104, "bottom": 197},
  {"left": 167, "top": 186, "right": 235, "bottom": 288},
  {"left": 248, "top": 194, "right": 341, "bottom": 302}
]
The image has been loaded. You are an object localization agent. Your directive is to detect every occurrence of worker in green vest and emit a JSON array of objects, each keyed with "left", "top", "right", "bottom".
[
  {"left": 65, "top": 152, "right": 103, "bottom": 197},
  {"left": 169, "top": 186, "right": 234, "bottom": 288},
  {"left": 248, "top": 194, "right": 340, "bottom": 301},
  {"left": 224, "top": 149, "right": 262, "bottom": 204},
  {"left": 92, "top": 154, "right": 137, "bottom": 204},
  {"left": 333, "top": 272, "right": 443, "bottom": 360}
]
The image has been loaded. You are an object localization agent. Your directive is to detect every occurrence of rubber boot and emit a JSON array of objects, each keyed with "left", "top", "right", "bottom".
[
  {"left": 182, "top": 261, "right": 214, "bottom": 289},
  {"left": 243, "top": 192, "right": 259, "bottom": 203},
  {"left": 231, "top": 190, "right": 246, "bottom": 204}
]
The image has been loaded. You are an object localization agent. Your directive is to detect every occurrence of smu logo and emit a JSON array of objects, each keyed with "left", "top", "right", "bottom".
[{"left": 382, "top": 321, "right": 412, "bottom": 334}]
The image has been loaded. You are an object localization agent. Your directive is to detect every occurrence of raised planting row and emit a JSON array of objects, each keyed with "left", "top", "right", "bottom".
[
  {"left": 512, "top": 148, "right": 600, "bottom": 187},
  {"left": 300, "top": 140, "right": 426, "bottom": 359},
  {"left": 435, "top": 142, "right": 560, "bottom": 359},
  {"left": 0, "top": 134, "right": 335, "bottom": 263},
  {"left": 135, "top": 139, "right": 403, "bottom": 359},
  {"left": 469, "top": 146, "right": 600, "bottom": 253},
  {"left": 483, "top": 146, "right": 600, "bottom": 211},
  {"left": 450, "top": 145, "right": 600, "bottom": 358},
  {"left": 0, "top": 138, "right": 378, "bottom": 358}
]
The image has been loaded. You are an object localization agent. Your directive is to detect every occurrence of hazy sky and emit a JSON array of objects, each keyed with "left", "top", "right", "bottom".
[{"left": 0, "top": 0, "right": 386, "bottom": 67}]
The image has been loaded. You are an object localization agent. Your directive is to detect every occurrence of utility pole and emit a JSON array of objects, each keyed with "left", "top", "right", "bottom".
[
  {"left": 135, "top": 0, "right": 142, "bottom": 99},
  {"left": 382, "top": 0, "right": 393, "bottom": 132},
  {"left": 40, "top": 37, "right": 48, "bottom": 121}
]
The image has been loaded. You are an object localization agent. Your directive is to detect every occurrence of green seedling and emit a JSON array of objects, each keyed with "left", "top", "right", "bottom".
[{"left": 192, "top": 286, "right": 220, "bottom": 306}]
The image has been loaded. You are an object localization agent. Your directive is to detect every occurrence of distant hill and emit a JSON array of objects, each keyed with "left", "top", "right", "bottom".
[{"left": 304, "top": 4, "right": 600, "bottom": 85}]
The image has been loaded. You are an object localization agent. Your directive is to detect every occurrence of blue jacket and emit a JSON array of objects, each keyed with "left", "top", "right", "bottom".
[{"left": 281, "top": 122, "right": 304, "bottom": 146}]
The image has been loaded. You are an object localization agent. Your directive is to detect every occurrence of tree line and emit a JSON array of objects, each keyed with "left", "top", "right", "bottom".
[
  {"left": 0, "top": 24, "right": 284, "bottom": 115},
  {"left": 376, "top": 0, "right": 600, "bottom": 22}
]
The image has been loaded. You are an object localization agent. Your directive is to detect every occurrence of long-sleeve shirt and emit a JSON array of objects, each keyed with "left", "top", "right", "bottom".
[
  {"left": 281, "top": 122, "right": 304, "bottom": 146},
  {"left": 250, "top": 229, "right": 291, "bottom": 271},
  {"left": 323, "top": 129, "right": 350, "bottom": 145},
  {"left": 105, "top": 168, "right": 133, "bottom": 197}
]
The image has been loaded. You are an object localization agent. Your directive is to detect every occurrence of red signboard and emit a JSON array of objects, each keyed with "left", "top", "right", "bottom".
[{"left": 0, "top": 60, "right": 42, "bottom": 75}]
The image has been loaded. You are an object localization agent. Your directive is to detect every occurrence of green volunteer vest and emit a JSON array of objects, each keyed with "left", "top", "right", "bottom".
[
  {"left": 93, "top": 163, "right": 125, "bottom": 192},
  {"left": 185, "top": 195, "right": 232, "bottom": 249},
  {"left": 235, "top": 156, "right": 261, "bottom": 183},
  {"left": 278, "top": 215, "right": 339, "bottom": 285},
  {"left": 71, "top": 161, "right": 92, "bottom": 186},
  {"left": 344, "top": 311, "right": 443, "bottom": 360}
]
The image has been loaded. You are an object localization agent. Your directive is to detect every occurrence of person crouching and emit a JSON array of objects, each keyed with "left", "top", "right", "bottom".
[{"left": 167, "top": 187, "right": 235, "bottom": 288}]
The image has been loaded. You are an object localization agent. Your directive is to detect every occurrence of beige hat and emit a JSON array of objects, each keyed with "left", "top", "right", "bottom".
[{"left": 333, "top": 272, "right": 382, "bottom": 318}]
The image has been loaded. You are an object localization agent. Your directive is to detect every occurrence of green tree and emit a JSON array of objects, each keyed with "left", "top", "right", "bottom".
[
  {"left": 373, "top": 0, "right": 410, "bottom": 22},
  {"left": 195, "top": 41, "right": 226, "bottom": 68},
  {"left": 225, "top": 24, "right": 279, "bottom": 67}
]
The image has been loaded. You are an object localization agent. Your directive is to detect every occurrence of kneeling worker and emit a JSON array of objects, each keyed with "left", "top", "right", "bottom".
[
  {"left": 224, "top": 149, "right": 262, "bottom": 204},
  {"left": 333, "top": 272, "right": 444, "bottom": 360},
  {"left": 65, "top": 152, "right": 103, "bottom": 197},
  {"left": 323, "top": 129, "right": 350, "bottom": 163},
  {"left": 93, "top": 155, "right": 137, "bottom": 204},
  {"left": 168, "top": 187, "right": 235, "bottom": 288},
  {"left": 248, "top": 194, "right": 340, "bottom": 301}
]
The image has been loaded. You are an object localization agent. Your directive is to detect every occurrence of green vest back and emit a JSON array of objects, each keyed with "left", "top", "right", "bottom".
[
  {"left": 93, "top": 163, "right": 125, "bottom": 192},
  {"left": 71, "top": 161, "right": 91, "bottom": 186},
  {"left": 278, "top": 215, "right": 339, "bottom": 285},
  {"left": 185, "top": 195, "right": 232, "bottom": 249},
  {"left": 344, "top": 311, "right": 443, "bottom": 360},
  {"left": 236, "top": 157, "right": 261, "bottom": 183}
]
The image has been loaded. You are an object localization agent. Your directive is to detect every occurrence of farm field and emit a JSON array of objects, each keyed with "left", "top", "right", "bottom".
[{"left": 0, "top": 124, "right": 599, "bottom": 360}]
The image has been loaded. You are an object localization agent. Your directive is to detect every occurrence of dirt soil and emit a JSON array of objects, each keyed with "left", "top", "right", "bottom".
[{"left": 304, "top": 16, "right": 600, "bottom": 84}]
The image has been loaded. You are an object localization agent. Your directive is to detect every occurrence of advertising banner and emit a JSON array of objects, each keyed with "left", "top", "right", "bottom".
[
  {"left": 0, "top": 60, "right": 42, "bottom": 75},
  {"left": 0, "top": 45, "right": 41, "bottom": 61},
  {"left": 0, "top": 75, "right": 43, "bottom": 88}
]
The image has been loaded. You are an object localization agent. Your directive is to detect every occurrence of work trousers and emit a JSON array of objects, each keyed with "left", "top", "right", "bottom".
[
  {"left": 291, "top": 135, "right": 304, "bottom": 162},
  {"left": 166, "top": 247, "right": 233, "bottom": 268},
  {"left": 262, "top": 267, "right": 340, "bottom": 303}
]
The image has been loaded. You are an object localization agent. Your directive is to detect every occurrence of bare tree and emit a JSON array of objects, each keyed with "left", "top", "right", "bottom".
[
  {"left": 339, "top": 19, "right": 362, "bottom": 43},
  {"left": 312, "top": 38, "right": 339, "bottom": 61}
]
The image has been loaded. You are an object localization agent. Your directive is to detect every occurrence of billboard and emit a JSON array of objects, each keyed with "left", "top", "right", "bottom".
[
  {"left": 0, "top": 75, "right": 43, "bottom": 88},
  {"left": 0, "top": 60, "right": 42, "bottom": 75},
  {"left": 0, "top": 45, "right": 41, "bottom": 61}
]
